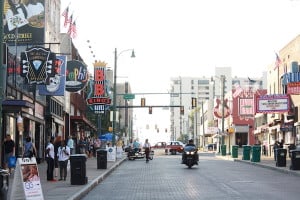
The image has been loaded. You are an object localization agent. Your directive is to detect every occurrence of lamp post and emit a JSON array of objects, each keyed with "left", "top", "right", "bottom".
[{"left": 112, "top": 48, "right": 135, "bottom": 146}]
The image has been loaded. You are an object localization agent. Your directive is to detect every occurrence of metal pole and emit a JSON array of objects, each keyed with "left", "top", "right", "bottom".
[
  {"left": 202, "top": 101, "right": 205, "bottom": 148},
  {"left": 221, "top": 75, "right": 225, "bottom": 145},
  {"left": 112, "top": 48, "right": 117, "bottom": 146},
  {"left": 0, "top": 0, "right": 4, "bottom": 163}
]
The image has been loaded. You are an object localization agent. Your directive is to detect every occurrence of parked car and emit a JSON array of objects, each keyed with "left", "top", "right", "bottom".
[
  {"left": 151, "top": 142, "right": 167, "bottom": 149},
  {"left": 165, "top": 141, "right": 184, "bottom": 155}
]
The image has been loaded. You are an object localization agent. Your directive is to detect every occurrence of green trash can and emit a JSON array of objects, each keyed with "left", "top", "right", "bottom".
[
  {"left": 221, "top": 145, "right": 227, "bottom": 156},
  {"left": 251, "top": 145, "right": 261, "bottom": 162},
  {"left": 242, "top": 145, "right": 251, "bottom": 160},
  {"left": 232, "top": 145, "right": 239, "bottom": 158}
]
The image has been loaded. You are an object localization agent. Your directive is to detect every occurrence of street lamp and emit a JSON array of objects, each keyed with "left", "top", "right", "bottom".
[{"left": 112, "top": 48, "right": 135, "bottom": 146}]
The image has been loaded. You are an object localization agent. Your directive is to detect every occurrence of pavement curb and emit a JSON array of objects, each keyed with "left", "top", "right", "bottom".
[
  {"left": 216, "top": 155, "right": 300, "bottom": 177},
  {"left": 67, "top": 157, "right": 127, "bottom": 200},
  {"left": 234, "top": 159, "right": 300, "bottom": 177}
]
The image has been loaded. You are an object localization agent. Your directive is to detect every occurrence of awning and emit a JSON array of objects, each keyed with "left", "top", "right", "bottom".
[
  {"left": 70, "top": 116, "right": 97, "bottom": 131},
  {"left": 2, "top": 99, "right": 35, "bottom": 112},
  {"left": 2, "top": 100, "right": 34, "bottom": 108}
]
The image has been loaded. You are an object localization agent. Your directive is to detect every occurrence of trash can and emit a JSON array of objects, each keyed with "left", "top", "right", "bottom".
[
  {"left": 276, "top": 148, "right": 287, "bottom": 167},
  {"left": 0, "top": 169, "right": 9, "bottom": 200},
  {"left": 251, "top": 145, "right": 261, "bottom": 162},
  {"left": 70, "top": 154, "right": 88, "bottom": 185},
  {"left": 288, "top": 144, "right": 296, "bottom": 158},
  {"left": 97, "top": 149, "right": 107, "bottom": 169},
  {"left": 221, "top": 145, "right": 226, "bottom": 156},
  {"left": 290, "top": 149, "right": 300, "bottom": 170},
  {"left": 242, "top": 145, "right": 251, "bottom": 160},
  {"left": 232, "top": 145, "right": 239, "bottom": 158}
]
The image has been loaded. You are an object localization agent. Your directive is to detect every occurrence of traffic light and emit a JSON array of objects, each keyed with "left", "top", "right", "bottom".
[
  {"left": 141, "top": 98, "right": 146, "bottom": 107},
  {"left": 149, "top": 106, "right": 152, "bottom": 114},
  {"left": 180, "top": 106, "right": 184, "bottom": 115},
  {"left": 192, "top": 97, "right": 197, "bottom": 108}
]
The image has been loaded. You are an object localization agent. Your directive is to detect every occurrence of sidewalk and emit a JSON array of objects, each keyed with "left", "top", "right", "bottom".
[
  {"left": 215, "top": 152, "right": 300, "bottom": 177},
  {"left": 8, "top": 154, "right": 127, "bottom": 200}
]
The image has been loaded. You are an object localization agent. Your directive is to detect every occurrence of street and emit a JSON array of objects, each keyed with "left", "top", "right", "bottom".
[{"left": 82, "top": 153, "right": 300, "bottom": 200}]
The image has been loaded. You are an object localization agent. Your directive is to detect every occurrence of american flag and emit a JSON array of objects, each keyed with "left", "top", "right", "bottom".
[
  {"left": 62, "top": 6, "right": 70, "bottom": 28},
  {"left": 274, "top": 53, "right": 282, "bottom": 70},
  {"left": 67, "top": 18, "right": 77, "bottom": 39}
]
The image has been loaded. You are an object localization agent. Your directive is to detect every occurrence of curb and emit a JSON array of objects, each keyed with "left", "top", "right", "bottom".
[
  {"left": 234, "top": 159, "right": 300, "bottom": 177},
  {"left": 67, "top": 157, "right": 127, "bottom": 200},
  {"left": 216, "top": 155, "right": 300, "bottom": 177}
]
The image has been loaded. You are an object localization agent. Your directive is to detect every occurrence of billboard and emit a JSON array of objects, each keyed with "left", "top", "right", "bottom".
[
  {"left": 3, "top": 0, "right": 45, "bottom": 44},
  {"left": 256, "top": 94, "right": 289, "bottom": 113}
]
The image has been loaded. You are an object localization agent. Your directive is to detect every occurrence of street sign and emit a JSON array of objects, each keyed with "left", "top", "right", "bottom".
[{"left": 123, "top": 94, "right": 135, "bottom": 100}]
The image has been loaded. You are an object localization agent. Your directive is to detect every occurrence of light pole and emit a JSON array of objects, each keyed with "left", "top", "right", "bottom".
[{"left": 112, "top": 48, "right": 135, "bottom": 146}]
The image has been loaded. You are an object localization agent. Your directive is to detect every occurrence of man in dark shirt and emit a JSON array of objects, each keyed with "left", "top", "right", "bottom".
[{"left": 3, "top": 134, "right": 15, "bottom": 172}]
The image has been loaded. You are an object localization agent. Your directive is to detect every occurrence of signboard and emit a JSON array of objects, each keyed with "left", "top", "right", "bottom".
[
  {"left": 11, "top": 157, "right": 44, "bottom": 200},
  {"left": 256, "top": 94, "right": 289, "bottom": 113},
  {"left": 38, "top": 55, "right": 66, "bottom": 95},
  {"left": 287, "top": 82, "right": 300, "bottom": 94},
  {"left": 239, "top": 98, "right": 254, "bottom": 116},
  {"left": 3, "top": 0, "right": 45, "bottom": 44},
  {"left": 123, "top": 94, "right": 135, "bottom": 100},
  {"left": 20, "top": 47, "right": 56, "bottom": 84},
  {"left": 107, "top": 147, "right": 116, "bottom": 162},
  {"left": 65, "top": 60, "right": 88, "bottom": 92}
]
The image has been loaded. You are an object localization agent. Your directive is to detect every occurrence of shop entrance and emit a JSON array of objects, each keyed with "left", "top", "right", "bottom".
[{"left": 236, "top": 132, "right": 248, "bottom": 147}]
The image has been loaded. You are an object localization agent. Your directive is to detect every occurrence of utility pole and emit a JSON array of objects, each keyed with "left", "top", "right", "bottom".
[{"left": 221, "top": 75, "right": 225, "bottom": 145}]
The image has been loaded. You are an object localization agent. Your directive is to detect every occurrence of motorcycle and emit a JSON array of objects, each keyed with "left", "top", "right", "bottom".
[
  {"left": 182, "top": 145, "right": 198, "bottom": 168},
  {"left": 127, "top": 147, "right": 154, "bottom": 161}
]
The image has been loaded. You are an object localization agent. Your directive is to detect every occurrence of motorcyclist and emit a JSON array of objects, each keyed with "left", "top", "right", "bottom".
[
  {"left": 133, "top": 139, "right": 140, "bottom": 152},
  {"left": 182, "top": 139, "right": 199, "bottom": 164}
]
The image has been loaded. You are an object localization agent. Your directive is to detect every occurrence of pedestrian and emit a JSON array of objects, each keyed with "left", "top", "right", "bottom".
[
  {"left": 93, "top": 137, "right": 101, "bottom": 157},
  {"left": 273, "top": 140, "right": 279, "bottom": 161},
  {"left": 57, "top": 140, "right": 70, "bottom": 181},
  {"left": 143, "top": 139, "right": 151, "bottom": 162},
  {"left": 67, "top": 135, "right": 75, "bottom": 155},
  {"left": 23, "top": 136, "right": 36, "bottom": 159},
  {"left": 279, "top": 139, "right": 284, "bottom": 148},
  {"left": 53, "top": 136, "right": 62, "bottom": 178},
  {"left": 46, "top": 137, "right": 56, "bottom": 181},
  {"left": 3, "top": 134, "right": 15, "bottom": 172}
]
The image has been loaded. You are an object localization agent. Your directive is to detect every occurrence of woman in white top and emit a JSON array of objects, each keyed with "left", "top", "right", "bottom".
[{"left": 57, "top": 140, "right": 70, "bottom": 181}]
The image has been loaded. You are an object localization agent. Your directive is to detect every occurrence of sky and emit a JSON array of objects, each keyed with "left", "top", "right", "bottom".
[{"left": 61, "top": 0, "right": 300, "bottom": 142}]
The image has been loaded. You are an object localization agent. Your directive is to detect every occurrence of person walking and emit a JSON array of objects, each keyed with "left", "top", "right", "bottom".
[
  {"left": 67, "top": 135, "right": 75, "bottom": 155},
  {"left": 23, "top": 136, "right": 36, "bottom": 158},
  {"left": 3, "top": 134, "right": 15, "bottom": 172},
  {"left": 46, "top": 137, "right": 56, "bottom": 181},
  {"left": 57, "top": 140, "right": 70, "bottom": 181},
  {"left": 143, "top": 139, "right": 151, "bottom": 162}
]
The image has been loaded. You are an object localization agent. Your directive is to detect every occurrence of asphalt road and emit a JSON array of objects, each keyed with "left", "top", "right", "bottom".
[{"left": 82, "top": 153, "right": 300, "bottom": 200}]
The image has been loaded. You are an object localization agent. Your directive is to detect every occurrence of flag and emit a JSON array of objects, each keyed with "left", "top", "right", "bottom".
[
  {"left": 62, "top": 6, "right": 70, "bottom": 27},
  {"left": 67, "top": 18, "right": 77, "bottom": 39},
  {"left": 274, "top": 53, "right": 282, "bottom": 70}
]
